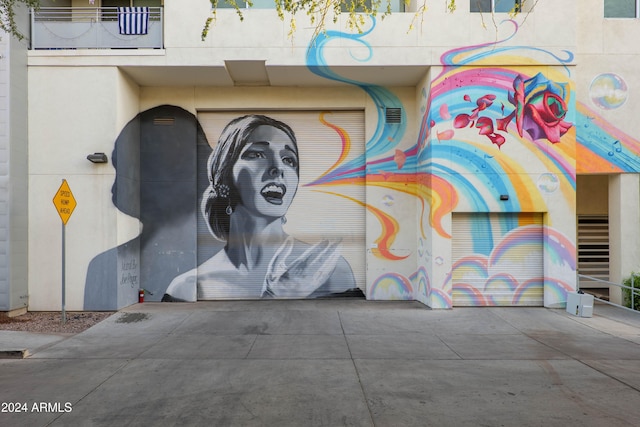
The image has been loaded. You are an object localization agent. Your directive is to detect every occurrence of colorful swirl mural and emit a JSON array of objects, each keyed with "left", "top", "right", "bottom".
[
  {"left": 305, "top": 21, "right": 458, "bottom": 259},
  {"left": 577, "top": 103, "right": 640, "bottom": 173},
  {"left": 304, "top": 18, "right": 585, "bottom": 307}
]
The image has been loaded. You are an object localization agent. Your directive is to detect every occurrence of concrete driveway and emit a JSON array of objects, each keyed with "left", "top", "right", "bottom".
[{"left": 1, "top": 299, "right": 640, "bottom": 426}]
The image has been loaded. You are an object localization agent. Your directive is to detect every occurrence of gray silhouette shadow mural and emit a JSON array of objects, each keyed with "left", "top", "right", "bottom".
[
  {"left": 84, "top": 105, "right": 211, "bottom": 310},
  {"left": 85, "top": 109, "right": 361, "bottom": 308},
  {"left": 165, "top": 114, "right": 360, "bottom": 301}
]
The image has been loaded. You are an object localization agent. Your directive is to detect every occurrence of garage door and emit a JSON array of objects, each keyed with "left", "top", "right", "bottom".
[
  {"left": 195, "top": 110, "right": 366, "bottom": 299},
  {"left": 452, "top": 213, "right": 544, "bottom": 306}
]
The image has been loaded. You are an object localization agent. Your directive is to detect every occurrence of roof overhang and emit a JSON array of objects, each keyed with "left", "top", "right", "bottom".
[{"left": 119, "top": 64, "right": 429, "bottom": 87}]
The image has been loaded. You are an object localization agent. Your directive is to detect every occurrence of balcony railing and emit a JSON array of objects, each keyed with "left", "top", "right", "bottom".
[{"left": 30, "top": 7, "right": 163, "bottom": 50}]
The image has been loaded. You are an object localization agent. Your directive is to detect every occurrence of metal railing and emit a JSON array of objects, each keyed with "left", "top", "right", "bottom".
[
  {"left": 578, "top": 273, "right": 640, "bottom": 313},
  {"left": 30, "top": 7, "right": 163, "bottom": 50}
]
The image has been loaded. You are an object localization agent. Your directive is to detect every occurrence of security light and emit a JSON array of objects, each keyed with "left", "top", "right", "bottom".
[{"left": 87, "top": 153, "right": 108, "bottom": 164}]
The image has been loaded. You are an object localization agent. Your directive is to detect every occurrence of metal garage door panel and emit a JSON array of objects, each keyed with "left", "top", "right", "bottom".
[
  {"left": 452, "top": 213, "right": 544, "bottom": 306},
  {"left": 196, "top": 111, "right": 366, "bottom": 299}
]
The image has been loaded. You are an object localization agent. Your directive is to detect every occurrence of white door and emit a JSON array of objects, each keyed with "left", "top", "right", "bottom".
[
  {"left": 452, "top": 213, "right": 544, "bottom": 306},
  {"left": 196, "top": 110, "right": 366, "bottom": 299}
]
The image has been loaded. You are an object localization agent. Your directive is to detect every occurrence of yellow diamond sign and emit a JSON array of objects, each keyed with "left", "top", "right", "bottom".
[{"left": 53, "top": 179, "right": 76, "bottom": 225}]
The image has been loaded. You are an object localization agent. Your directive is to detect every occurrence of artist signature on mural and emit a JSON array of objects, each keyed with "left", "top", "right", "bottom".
[{"left": 120, "top": 257, "right": 138, "bottom": 288}]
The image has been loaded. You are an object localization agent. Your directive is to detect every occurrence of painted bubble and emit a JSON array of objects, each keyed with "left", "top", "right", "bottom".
[
  {"left": 382, "top": 195, "right": 395, "bottom": 207},
  {"left": 537, "top": 173, "right": 559, "bottom": 193},
  {"left": 589, "top": 73, "right": 628, "bottom": 110}
]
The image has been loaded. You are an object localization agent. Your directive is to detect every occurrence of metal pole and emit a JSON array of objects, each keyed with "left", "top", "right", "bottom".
[
  {"left": 30, "top": 8, "right": 34, "bottom": 50},
  {"left": 632, "top": 275, "right": 635, "bottom": 311},
  {"left": 62, "top": 222, "right": 66, "bottom": 324}
]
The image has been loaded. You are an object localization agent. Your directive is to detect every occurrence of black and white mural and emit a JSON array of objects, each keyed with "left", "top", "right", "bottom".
[{"left": 84, "top": 107, "right": 364, "bottom": 309}]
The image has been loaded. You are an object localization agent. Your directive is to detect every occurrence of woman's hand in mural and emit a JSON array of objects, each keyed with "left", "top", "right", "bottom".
[{"left": 263, "top": 237, "right": 342, "bottom": 298}]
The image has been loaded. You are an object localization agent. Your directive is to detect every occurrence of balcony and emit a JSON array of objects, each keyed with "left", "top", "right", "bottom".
[{"left": 30, "top": 7, "right": 163, "bottom": 50}]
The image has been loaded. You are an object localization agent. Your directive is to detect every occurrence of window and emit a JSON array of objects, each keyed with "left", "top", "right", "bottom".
[
  {"left": 217, "top": 0, "right": 405, "bottom": 12},
  {"left": 339, "top": 0, "right": 405, "bottom": 13},
  {"left": 217, "top": 0, "right": 275, "bottom": 9},
  {"left": 471, "top": 0, "right": 521, "bottom": 13},
  {"left": 605, "top": 0, "right": 638, "bottom": 18}
]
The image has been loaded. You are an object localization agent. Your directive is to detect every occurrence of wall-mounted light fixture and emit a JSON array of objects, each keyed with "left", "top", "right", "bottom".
[
  {"left": 87, "top": 153, "right": 108, "bottom": 164},
  {"left": 499, "top": 194, "right": 509, "bottom": 201}
]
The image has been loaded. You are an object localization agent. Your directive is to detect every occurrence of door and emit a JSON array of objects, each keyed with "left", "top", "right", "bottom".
[
  {"left": 452, "top": 212, "right": 544, "bottom": 306},
  {"left": 196, "top": 110, "right": 366, "bottom": 299}
]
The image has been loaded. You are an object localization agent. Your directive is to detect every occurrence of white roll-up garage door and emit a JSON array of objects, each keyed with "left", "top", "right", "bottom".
[
  {"left": 452, "top": 213, "right": 544, "bottom": 306},
  {"left": 196, "top": 110, "right": 366, "bottom": 299}
]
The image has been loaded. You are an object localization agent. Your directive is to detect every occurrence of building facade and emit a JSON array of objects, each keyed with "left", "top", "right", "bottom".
[
  {"left": 0, "top": 9, "right": 29, "bottom": 316},
  {"left": 2, "top": 0, "right": 638, "bottom": 313}
]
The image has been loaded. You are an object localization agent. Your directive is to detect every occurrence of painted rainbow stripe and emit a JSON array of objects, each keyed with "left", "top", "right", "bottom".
[
  {"left": 410, "top": 266, "right": 431, "bottom": 299},
  {"left": 452, "top": 283, "right": 489, "bottom": 306},
  {"left": 576, "top": 103, "right": 640, "bottom": 173},
  {"left": 512, "top": 278, "right": 544, "bottom": 305},
  {"left": 545, "top": 228, "right": 576, "bottom": 270},
  {"left": 430, "top": 288, "right": 453, "bottom": 309},
  {"left": 319, "top": 112, "right": 351, "bottom": 175},
  {"left": 489, "top": 225, "right": 543, "bottom": 266},
  {"left": 543, "top": 278, "right": 575, "bottom": 307},
  {"left": 438, "top": 20, "right": 573, "bottom": 74},
  {"left": 369, "top": 272, "right": 414, "bottom": 300},
  {"left": 452, "top": 255, "right": 489, "bottom": 279},
  {"left": 314, "top": 190, "right": 407, "bottom": 260},
  {"left": 485, "top": 273, "right": 519, "bottom": 305}
]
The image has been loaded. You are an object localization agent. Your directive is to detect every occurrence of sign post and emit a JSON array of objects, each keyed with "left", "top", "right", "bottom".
[{"left": 52, "top": 180, "right": 77, "bottom": 323}]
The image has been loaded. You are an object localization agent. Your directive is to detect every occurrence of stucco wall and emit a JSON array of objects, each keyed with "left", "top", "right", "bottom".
[
  {"left": 0, "top": 7, "right": 29, "bottom": 313},
  {"left": 574, "top": 0, "right": 640, "bottom": 293},
  {"left": 576, "top": 175, "right": 608, "bottom": 215},
  {"left": 31, "top": 0, "right": 640, "bottom": 310},
  {"left": 28, "top": 67, "right": 139, "bottom": 311},
  {"left": 29, "top": 80, "right": 421, "bottom": 309}
]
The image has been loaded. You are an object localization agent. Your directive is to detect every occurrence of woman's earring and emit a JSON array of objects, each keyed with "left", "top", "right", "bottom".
[
  {"left": 215, "top": 183, "right": 230, "bottom": 199},
  {"left": 281, "top": 216, "right": 287, "bottom": 225},
  {"left": 215, "top": 183, "right": 232, "bottom": 215}
]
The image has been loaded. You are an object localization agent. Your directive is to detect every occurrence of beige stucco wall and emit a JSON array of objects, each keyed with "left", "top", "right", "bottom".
[
  {"left": 576, "top": 175, "right": 608, "bottom": 215},
  {"left": 28, "top": 67, "right": 140, "bottom": 311},
  {"left": 0, "top": 10, "right": 30, "bottom": 313},
  {"left": 608, "top": 174, "right": 640, "bottom": 304},
  {"left": 31, "top": 0, "right": 632, "bottom": 310},
  {"left": 575, "top": 0, "right": 640, "bottom": 292},
  {"left": 576, "top": 0, "right": 640, "bottom": 148},
  {"left": 30, "top": 0, "right": 577, "bottom": 71},
  {"left": 28, "top": 78, "right": 420, "bottom": 309}
]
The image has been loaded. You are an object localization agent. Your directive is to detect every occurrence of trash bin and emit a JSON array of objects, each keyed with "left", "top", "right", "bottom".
[{"left": 566, "top": 291, "right": 594, "bottom": 318}]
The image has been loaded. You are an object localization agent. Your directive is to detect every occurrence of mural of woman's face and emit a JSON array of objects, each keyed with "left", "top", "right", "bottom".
[{"left": 232, "top": 125, "right": 299, "bottom": 219}]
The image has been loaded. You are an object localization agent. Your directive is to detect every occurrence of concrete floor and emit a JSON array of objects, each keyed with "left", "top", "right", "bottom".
[{"left": 1, "top": 299, "right": 639, "bottom": 426}]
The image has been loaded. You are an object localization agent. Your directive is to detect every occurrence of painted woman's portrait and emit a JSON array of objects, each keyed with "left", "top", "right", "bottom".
[{"left": 164, "top": 114, "right": 359, "bottom": 300}]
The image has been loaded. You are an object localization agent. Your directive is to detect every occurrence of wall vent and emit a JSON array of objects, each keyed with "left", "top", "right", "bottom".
[
  {"left": 153, "top": 117, "right": 175, "bottom": 126},
  {"left": 577, "top": 215, "right": 609, "bottom": 289},
  {"left": 385, "top": 107, "right": 402, "bottom": 124}
]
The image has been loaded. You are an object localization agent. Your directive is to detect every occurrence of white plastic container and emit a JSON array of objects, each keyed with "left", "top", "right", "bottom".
[{"left": 566, "top": 292, "right": 594, "bottom": 318}]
